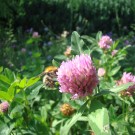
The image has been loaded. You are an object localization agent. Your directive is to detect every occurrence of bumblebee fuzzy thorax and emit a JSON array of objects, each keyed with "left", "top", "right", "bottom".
[{"left": 43, "top": 66, "right": 58, "bottom": 88}]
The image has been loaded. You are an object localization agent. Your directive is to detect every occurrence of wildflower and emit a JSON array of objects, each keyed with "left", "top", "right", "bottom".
[
  {"left": 124, "top": 40, "right": 131, "bottom": 46},
  {"left": 32, "top": 32, "right": 40, "bottom": 38},
  {"left": 98, "top": 68, "right": 106, "bottom": 77},
  {"left": 98, "top": 36, "right": 113, "bottom": 49},
  {"left": 64, "top": 46, "right": 72, "bottom": 57},
  {"left": 111, "top": 50, "right": 118, "bottom": 56},
  {"left": 61, "top": 31, "right": 69, "bottom": 38},
  {"left": 0, "top": 101, "right": 9, "bottom": 113},
  {"left": 117, "top": 72, "right": 135, "bottom": 96},
  {"left": 47, "top": 41, "right": 52, "bottom": 46},
  {"left": 124, "top": 40, "right": 130, "bottom": 45},
  {"left": 60, "top": 103, "right": 74, "bottom": 116},
  {"left": 21, "top": 48, "right": 26, "bottom": 53},
  {"left": 57, "top": 54, "right": 98, "bottom": 99}
]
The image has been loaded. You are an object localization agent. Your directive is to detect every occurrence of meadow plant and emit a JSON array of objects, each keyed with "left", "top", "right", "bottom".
[
  {"left": 57, "top": 54, "right": 98, "bottom": 99},
  {"left": 98, "top": 35, "right": 113, "bottom": 49},
  {"left": 111, "top": 49, "right": 118, "bottom": 56},
  {"left": 117, "top": 72, "right": 135, "bottom": 95},
  {"left": 61, "top": 30, "right": 69, "bottom": 38},
  {"left": 32, "top": 31, "right": 40, "bottom": 38},
  {"left": 21, "top": 48, "right": 27, "bottom": 53},
  {"left": 0, "top": 101, "right": 9, "bottom": 113},
  {"left": 98, "top": 68, "right": 106, "bottom": 77},
  {"left": 64, "top": 46, "right": 72, "bottom": 57},
  {"left": 0, "top": 31, "right": 135, "bottom": 135}
]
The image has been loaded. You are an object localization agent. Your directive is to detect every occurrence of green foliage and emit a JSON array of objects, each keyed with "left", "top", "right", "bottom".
[
  {"left": 60, "top": 99, "right": 89, "bottom": 135},
  {"left": 88, "top": 100, "right": 111, "bottom": 135},
  {"left": 1, "top": 0, "right": 135, "bottom": 35},
  {"left": 0, "top": 29, "right": 135, "bottom": 135},
  {"left": 71, "top": 31, "right": 84, "bottom": 54},
  {"left": 110, "top": 82, "right": 134, "bottom": 93}
]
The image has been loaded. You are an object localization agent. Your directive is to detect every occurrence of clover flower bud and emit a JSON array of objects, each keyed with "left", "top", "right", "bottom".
[
  {"left": 98, "top": 68, "right": 106, "bottom": 77},
  {"left": 60, "top": 103, "right": 74, "bottom": 116},
  {"left": 64, "top": 46, "right": 72, "bottom": 57}
]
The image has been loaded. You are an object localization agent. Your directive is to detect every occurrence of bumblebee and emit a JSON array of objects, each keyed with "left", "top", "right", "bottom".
[{"left": 42, "top": 66, "right": 58, "bottom": 88}]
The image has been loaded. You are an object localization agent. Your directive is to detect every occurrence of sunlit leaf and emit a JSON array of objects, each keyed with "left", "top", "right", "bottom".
[
  {"left": 110, "top": 82, "right": 134, "bottom": 93},
  {"left": 81, "top": 35, "right": 96, "bottom": 43},
  {"left": 26, "top": 38, "right": 34, "bottom": 44},
  {"left": 108, "top": 66, "right": 121, "bottom": 76},
  {"left": 0, "top": 91, "right": 11, "bottom": 101},
  {"left": 0, "top": 120, "right": 10, "bottom": 135},
  {"left": 7, "top": 80, "right": 20, "bottom": 100},
  {"left": 0, "top": 75, "right": 11, "bottom": 84},
  {"left": 26, "top": 77, "right": 40, "bottom": 88},
  {"left": 71, "top": 31, "right": 84, "bottom": 54},
  {"left": 52, "top": 59, "right": 60, "bottom": 67},
  {"left": 19, "top": 77, "right": 27, "bottom": 88},
  {"left": 112, "top": 40, "right": 119, "bottom": 49},
  {"left": 96, "top": 31, "right": 102, "bottom": 41},
  {"left": 94, "top": 90, "right": 114, "bottom": 97},
  {"left": 9, "top": 105, "right": 24, "bottom": 118},
  {"left": 0, "top": 67, "right": 3, "bottom": 73},
  {"left": 54, "top": 55, "right": 67, "bottom": 60},
  {"left": 4, "top": 68, "right": 15, "bottom": 82},
  {"left": 88, "top": 100, "right": 111, "bottom": 135},
  {"left": 27, "top": 84, "right": 43, "bottom": 100}
]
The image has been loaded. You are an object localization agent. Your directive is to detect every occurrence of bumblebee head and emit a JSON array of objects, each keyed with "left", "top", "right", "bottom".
[{"left": 45, "top": 66, "right": 58, "bottom": 73}]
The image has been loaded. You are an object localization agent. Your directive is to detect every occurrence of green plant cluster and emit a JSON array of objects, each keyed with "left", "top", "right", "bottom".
[{"left": 0, "top": 31, "right": 135, "bottom": 135}]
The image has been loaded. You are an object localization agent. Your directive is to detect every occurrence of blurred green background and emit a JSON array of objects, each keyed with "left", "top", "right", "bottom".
[
  {"left": 1, "top": 0, "right": 135, "bottom": 34},
  {"left": 0, "top": 0, "right": 135, "bottom": 73}
]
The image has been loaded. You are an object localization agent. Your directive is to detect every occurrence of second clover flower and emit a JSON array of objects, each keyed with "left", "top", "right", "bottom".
[
  {"left": 98, "top": 35, "right": 113, "bottom": 49},
  {"left": 117, "top": 72, "right": 135, "bottom": 96},
  {"left": 57, "top": 54, "right": 99, "bottom": 99},
  {"left": 0, "top": 101, "right": 9, "bottom": 113}
]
